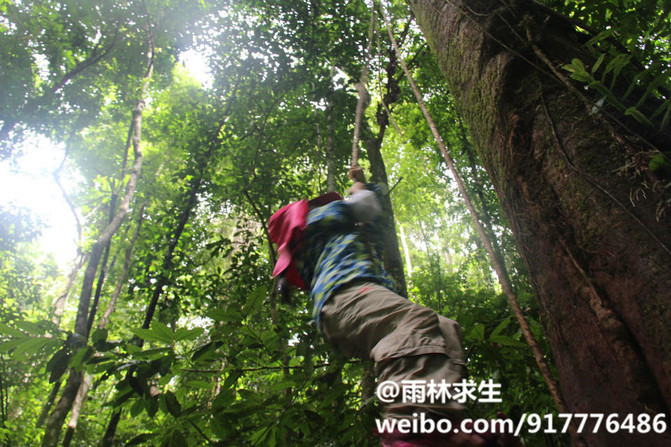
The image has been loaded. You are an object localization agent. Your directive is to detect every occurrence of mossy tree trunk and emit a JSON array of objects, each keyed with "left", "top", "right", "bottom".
[{"left": 408, "top": 1, "right": 671, "bottom": 446}]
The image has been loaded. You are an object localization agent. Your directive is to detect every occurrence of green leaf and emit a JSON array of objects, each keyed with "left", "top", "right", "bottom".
[
  {"left": 129, "top": 375, "right": 148, "bottom": 397},
  {"left": 132, "top": 347, "right": 172, "bottom": 360},
  {"left": 249, "top": 427, "right": 271, "bottom": 446},
  {"left": 13, "top": 320, "right": 44, "bottom": 336},
  {"left": 649, "top": 153, "right": 671, "bottom": 172},
  {"left": 160, "top": 429, "right": 187, "bottom": 447},
  {"left": 634, "top": 73, "right": 666, "bottom": 108},
  {"left": 144, "top": 395, "right": 159, "bottom": 417},
  {"left": 129, "top": 398, "right": 145, "bottom": 418},
  {"left": 131, "top": 323, "right": 173, "bottom": 344},
  {"left": 0, "top": 323, "right": 25, "bottom": 338},
  {"left": 206, "top": 308, "right": 229, "bottom": 321},
  {"left": 163, "top": 391, "right": 182, "bottom": 417},
  {"left": 606, "top": 54, "right": 632, "bottom": 89},
  {"left": 125, "top": 433, "right": 155, "bottom": 446},
  {"left": 191, "top": 341, "right": 215, "bottom": 362},
  {"left": 124, "top": 344, "right": 141, "bottom": 355},
  {"left": 174, "top": 326, "right": 204, "bottom": 342},
  {"left": 489, "top": 335, "right": 527, "bottom": 347},
  {"left": 591, "top": 53, "right": 606, "bottom": 74},
  {"left": 46, "top": 348, "right": 71, "bottom": 383},
  {"left": 152, "top": 321, "right": 176, "bottom": 343},
  {"left": 624, "top": 107, "right": 653, "bottom": 127},
  {"left": 91, "top": 328, "right": 108, "bottom": 345},
  {"left": 222, "top": 370, "right": 241, "bottom": 390},
  {"left": 243, "top": 285, "right": 267, "bottom": 318},
  {"left": 489, "top": 316, "right": 512, "bottom": 338},
  {"left": 68, "top": 345, "right": 95, "bottom": 371},
  {"left": 212, "top": 388, "right": 235, "bottom": 410},
  {"left": 186, "top": 380, "right": 211, "bottom": 390},
  {"left": 113, "top": 388, "right": 134, "bottom": 408},
  {"left": 564, "top": 58, "right": 591, "bottom": 82},
  {"left": 131, "top": 328, "right": 162, "bottom": 343},
  {"left": 468, "top": 323, "right": 485, "bottom": 342},
  {"left": 12, "top": 337, "right": 54, "bottom": 360},
  {"left": 261, "top": 330, "right": 281, "bottom": 350},
  {"left": 269, "top": 379, "right": 297, "bottom": 392},
  {"left": 586, "top": 28, "right": 615, "bottom": 46},
  {"left": 0, "top": 339, "right": 25, "bottom": 353}
]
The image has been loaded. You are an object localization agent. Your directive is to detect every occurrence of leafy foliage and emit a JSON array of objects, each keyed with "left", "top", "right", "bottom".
[{"left": 1, "top": 0, "right": 666, "bottom": 445}]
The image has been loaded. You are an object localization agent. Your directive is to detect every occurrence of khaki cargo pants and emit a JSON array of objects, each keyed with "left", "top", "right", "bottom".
[{"left": 320, "top": 281, "right": 466, "bottom": 419}]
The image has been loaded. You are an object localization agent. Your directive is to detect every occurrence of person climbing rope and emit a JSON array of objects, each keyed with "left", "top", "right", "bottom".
[{"left": 268, "top": 166, "right": 521, "bottom": 447}]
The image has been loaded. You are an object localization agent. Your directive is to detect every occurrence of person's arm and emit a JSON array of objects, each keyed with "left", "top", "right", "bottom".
[
  {"left": 307, "top": 166, "right": 382, "bottom": 229},
  {"left": 348, "top": 165, "right": 367, "bottom": 193},
  {"left": 347, "top": 166, "right": 383, "bottom": 223},
  {"left": 348, "top": 188, "right": 382, "bottom": 223}
]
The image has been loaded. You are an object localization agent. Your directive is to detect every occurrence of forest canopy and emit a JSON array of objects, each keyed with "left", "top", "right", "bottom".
[{"left": 1, "top": 0, "right": 669, "bottom": 446}]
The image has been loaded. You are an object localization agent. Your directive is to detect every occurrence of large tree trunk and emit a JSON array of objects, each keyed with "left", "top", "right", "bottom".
[{"left": 407, "top": 1, "right": 671, "bottom": 446}]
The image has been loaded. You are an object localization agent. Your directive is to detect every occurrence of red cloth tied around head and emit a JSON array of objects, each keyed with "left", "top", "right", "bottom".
[
  {"left": 268, "top": 199, "right": 309, "bottom": 289},
  {"left": 268, "top": 192, "right": 342, "bottom": 290}
]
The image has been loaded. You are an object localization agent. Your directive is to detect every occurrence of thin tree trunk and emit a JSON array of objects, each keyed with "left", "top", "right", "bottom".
[
  {"left": 407, "top": 1, "right": 671, "bottom": 445},
  {"left": 457, "top": 115, "right": 507, "bottom": 272},
  {"left": 398, "top": 224, "right": 412, "bottom": 278},
  {"left": 86, "top": 193, "right": 117, "bottom": 334},
  {"left": 140, "top": 176, "right": 202, "bottom": 331},
  {"left": 98, "top": 75, "right": 240, "bottom": 445},
  {"left": 326, "top": 95, "right": 337, "bottom": 193},
  {"left": 61, "top": 374, "right": 91, "bottom": 447},
  {"left": 50, "top": 254, "right": 86, "bottom": 327},
  {"left": 313, "top": 80, "right": 337, "bottom": 193},
  {"left": 351, "top": 19, "right": 411, "bottom": 423},
  {"left": 351, "top": 11, "right": 376, "bottom": 168},
  {"left": 98, "top": 410, "right": 121, "bottom": 447},
  {"left": 40, "top": 371, "right": 83, "bottom": 447},
  {"left": 59, "top": 206, "right": 145, "bottom": 444},
  {"left": 139, "top": 98, "right": 227, "bottom": 331},
  {"left": 359, "top": 24, "right": 410, "bottom": 297},
  {"left": 99, "top": 167, "right": 202, "bottom": 447},
  {"left": 0, "top": 355, "right": 6, "bottom": 435},
  {"left": 36, "top": 381, "right": 62, "bottom": 428},
  {"left": 99, "top": 205, "right": 145, "bottom": 329},
  {"left": 40, "top": 29, "right": 153, "bottom": 447}
]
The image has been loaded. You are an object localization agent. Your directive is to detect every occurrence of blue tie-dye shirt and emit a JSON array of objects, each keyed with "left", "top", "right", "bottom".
[{"left": 296, "top": 185, "right": 397, "bottom": 328}]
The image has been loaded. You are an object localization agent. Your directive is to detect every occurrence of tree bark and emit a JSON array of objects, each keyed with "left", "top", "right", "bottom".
[
  {"left": 360, "top": 29, "right": 410, "bottom": 297},
  {"left": 98, "top": 205, "right": 145, "bottom": 329},
  {"left": 326, "top": 96, "right": 337, "bottom": 193},
  {"left": 40, "top": 30, "right": 152, "bottom": 447},
  {"left": 408, "top": 0, "right": 671, "bottom": 445},
  {"left": 36, "top": 380, "right": 62, "bottom": 428},
  {"left": 62, "top": 373, "right": 92, "bottom": 447},
  {"left": 98, "top": 410, "right": 121, "bottom": 447},
  {"left": 60, "top": 207, "right": 145, "bottom": 445}
]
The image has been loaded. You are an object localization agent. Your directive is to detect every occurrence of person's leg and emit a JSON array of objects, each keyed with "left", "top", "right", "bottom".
[
  {"left": 320, "top": 282, "right": 518, "bottom": 446},
  {"left": 437, "top": 314, "right": 465, "bottom": 365},
  {"left": 320, "top": 282, "right": 465, "bottom": 419}
]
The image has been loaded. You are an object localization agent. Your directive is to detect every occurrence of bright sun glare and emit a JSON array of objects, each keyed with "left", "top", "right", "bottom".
[
  {"left": 1, "top": 51, "right": 211, "bottom": 270},
  {"left": 0, "top": 137, "right": 79, "bottom": 268},
  {"left": 179, "top": 49, "right": 213, "bottom": 87}
]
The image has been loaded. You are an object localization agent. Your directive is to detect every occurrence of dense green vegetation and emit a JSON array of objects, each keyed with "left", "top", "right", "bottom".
[{"left": 1, "top": 0, "right": 668, "bottom": 445}]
